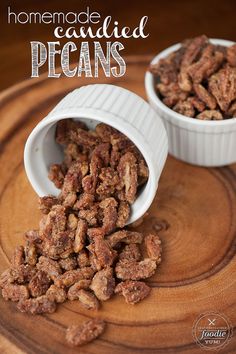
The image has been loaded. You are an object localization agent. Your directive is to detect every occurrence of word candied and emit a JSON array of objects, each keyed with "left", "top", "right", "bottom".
[{"left": 31, "top": 41, "right": 126, "bottom": 78}]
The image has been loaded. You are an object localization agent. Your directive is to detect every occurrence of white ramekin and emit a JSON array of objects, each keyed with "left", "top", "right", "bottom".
[
  {"left": 24, "top": 84, "right": 168, "bottom": 225},
  {"left": 145, "top": 38, "right": 236, "bottom": 167}
]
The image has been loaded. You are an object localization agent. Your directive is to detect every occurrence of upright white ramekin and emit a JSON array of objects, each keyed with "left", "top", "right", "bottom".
[
  {"left": 145, "top": 39, "right": 236, "bottom": 167},
  {"left": 24, "top": 84, "right": 168, "bottom": 225}
]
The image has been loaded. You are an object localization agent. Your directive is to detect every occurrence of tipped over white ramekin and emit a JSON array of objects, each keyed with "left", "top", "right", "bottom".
[
  {"left": 145, "top": 39, "right": 236, "bottom": 167},
  {"left": 24, "top": 84, "right": 168, "bottom": 225}
]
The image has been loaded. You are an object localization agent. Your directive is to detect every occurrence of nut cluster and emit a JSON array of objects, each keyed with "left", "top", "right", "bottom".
[
  {"left": 150, "top": 35, "right": 236, "bottom": 120},
  {"left": 0, "top": 119, "right": 162, "bottom": 346}
]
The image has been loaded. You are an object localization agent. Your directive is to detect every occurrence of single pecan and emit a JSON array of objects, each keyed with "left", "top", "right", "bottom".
[
  {"left": 117, "top": 152, "right": 138, "bottom": 204},
  {"left": 46, "top": 285, "right": 67, "bottom": 303},
  {"left": 90, "top": 267, "right": 115, "bottom": 301},
  {"left": 2, "top": 284, "right": 29, "bottom": 302},
  {"left": 66, "top": 319, "right": 105, "bottom": 346},
  {"left": 196, "top": 110, "right": 223, "bottom": 120},
  {"left": 115, "top": 280, "right": 151, "bottom": 304},
  {"left": 17, "top": 295, "right": 56, "bottom": 314},
  {"left": 145, "top": 234, "right": 162, "bottom": 264},
  {"left": 28, "top": 270, "right": 51, "bottom": 297},
  {"left": 67, "top": 280, "right": 92, "bottom": 300},
  {"left": 115, "top": 258, "right": 157, "bottom": 280}
]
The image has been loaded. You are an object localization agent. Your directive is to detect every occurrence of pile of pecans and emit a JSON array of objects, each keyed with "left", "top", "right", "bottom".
[
  {"left": 150, "top": 35, "right": 236, "bottom": 120},
  {"left": 0, "top": 119, "right": 162, "bottom": 346}
]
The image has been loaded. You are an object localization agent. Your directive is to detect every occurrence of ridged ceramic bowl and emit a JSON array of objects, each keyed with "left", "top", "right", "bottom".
[
  {"left": 24, "top": 84, "right": 168, "bottom": 224},
  {"left": 145, "top": 39, "right": 236, "bottom": 167}
]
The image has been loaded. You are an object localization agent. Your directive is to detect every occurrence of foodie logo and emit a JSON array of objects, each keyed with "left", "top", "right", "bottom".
[{"left": 192, "top": 312, "right": 233, "bottom": 351}]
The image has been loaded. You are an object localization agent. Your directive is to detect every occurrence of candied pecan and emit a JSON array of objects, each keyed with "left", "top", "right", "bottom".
[
  {"left": 181, "top": 35, "right": 208, "bottom": 68},
  {"left": 11, "top": 246, "right": 25, "bottom": 268},
  {"left": 74, "top": 193, "right": 94, "bottom": 210},
  {"left": 67, "top": 214, "right": 78, "bottom": 230},
  {"left": 87, "top": 226, "right": 105, "bottom": 242},
  {"left": 95, "top": 123, "right": 118, "bottom": 143},
  {"left": 156, "top": 83, "right": 188, "bottom": 107},
  {"left": 74, "top": 218, "right": 87, "bottom": 253},
  {"left": 196, "top": 110, "right": 223, "bottom": 120},
  {"left": 90, "top": 267, "right": 115, "bottom": 301},
  {"left": 99, "top": 197, "right": 118, "bottom": 234},
  {"left": 67, "top": 281, "right": 92, "bottom": 301},
  {"left": 92, "top": 143, "right": 110, "bottom": 166},
  {"left": 209, "top": 65, "right": 236, "bottom": 112},
  {"left": 110, "top": 148, "right": 121, "bottom": 168},
  {"left": 75, "top": 289, "right": 99, "bottom": 310},
  {"left": 215, "top": 45, "right": 227, "bottom": 57},
  {"left": 46, "top": 285, "right": 67, "bottom": 303},
  {"left": 62, "top": 192, "right": 77, "bottom": 208},
  {"left": 48, "top": 164, "right": 65, "bottom": 189},
  {"left": 81, "top": 176, "right": 94, "bottom": 195},
  {"left": 11, "top": 264, "right": 37, "bottom": 284},
  {"left": 61, "top": 161, "right": 89, "bottom": 200},
  {"left": 24, "top": 242, "right": 37, "bottom": 266},
  {"left": 96, "top": 167, "right": 119, "bottom": 198},
  {"left": 55, "top": 268, "right": 94, "bottom": 288},
  {"left": 64, "top": 143, "right": 88, "bottom": 167},
  {"left": 227, "top": 44, "right": 236, "bottom": 67},
  {"left": 28, "top": 271, "right": 51, "bottom": 297},
  {"left": 70, "top": 127, "right": 100, "bottom": 147},
  {"left": 150, "top": 52, "right": 179, "bottom": 84},
  {"left": 116, "top": 189, "right": 126, "bottom": 202},
  {"left": 17, "top": 295, "right": 56, "bottom": 314},
  {"left": 77, "top": 250, "right": 90, "bottom": 268},
  {"left": 56, "top": 119, "right": 88, "bottom": 145},
  {"left": 87, "top": 244, "right": 102, "bottom": 272},
  {"left": 0, "top": 269, "right": 15, "bottom": 288},
  {"left": 228, "top": 100, "right": 236, "bottom": 117},
  {"left": 82, "top": 154, "right": 102, "bottom": 194},
  {"left": 119, "top": 244, "right": 141, "bottom": 262},
  {"left": 24, "top": 230, "right": 40, "bottom": 244},
  {"left": 42, "top": 230, "right": 74, "bottom": 260},
  {"left": 59, "top": 257, "right": 77, "bottom": 271},
  {"left": 137, "top": 159, "right": 149, "bottom": 186},
  {"left": 110, "top": 132, "right": 133, "bottom": 152},
  {"left": 55, "top": 119, "right": 71, "bottom": 145},
  {"left": 178, "top": 69, "right": 192, "bottom": 92},
  {"left": 2, "top": 284, "right": 29, "bottom": 302},
  {"left": 188, "top": 45, "right": 224, "bottom": 83},
  {"left": 187, "top": 96, "right": 205, "bottom": 112},
  {"left": 115, "top": 258, "right": 157, "bottom": 280},
  {"left": 38, "top": 196, "right": 59, "bottom": 214},
  {"left": 36, "top": 256, "right": 62, "bottom": 282},
  {"left": 145, "top": 234, "right": 162, "bottom": 264},
  {"left": 66, "top": 319, "right": 105, "bottom": 347},
  {"left": 78, "top": 204, "right": 99, "bottom": 227},
  {"left": 193, "top": 83, "right": 217, "bottom": 110},
  {"left": 107, "top": 230, "right": 143, "bottom": 248},
  {"left": 173, "top": 100, "right": 195, "bottom": 117},
  {"left": 117, "top": 152, "right": 138, "bottom": 204},
  {"left": 40, "top": 205, "right": 67, "bottom": 238},
  {"left": 116, "top": 201, "right": 130, "bottom": 228},
  {"left": 115, "top": 281, "right": 151, "bottom": 304},
  {"left": 87, "top": 228, "right": 116, "bottom": 268},
  {"left": 162, "top": 96, "right": 179, "bottom": 108}
]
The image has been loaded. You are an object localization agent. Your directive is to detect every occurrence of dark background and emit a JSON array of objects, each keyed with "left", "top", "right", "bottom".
[{"left": 0, "top": 0, "right": 236, "bottom": 91}]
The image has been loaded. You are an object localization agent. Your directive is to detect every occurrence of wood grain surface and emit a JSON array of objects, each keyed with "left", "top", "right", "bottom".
[{"left": 0, "top": 56, "right": 236, "bottom": 354}]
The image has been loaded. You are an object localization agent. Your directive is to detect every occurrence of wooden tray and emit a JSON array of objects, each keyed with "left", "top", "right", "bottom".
[{"left": 0, "top": 56, "right": 235, "bottom": 354}]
